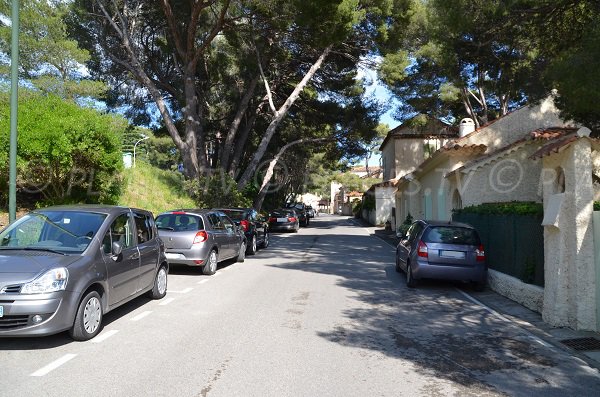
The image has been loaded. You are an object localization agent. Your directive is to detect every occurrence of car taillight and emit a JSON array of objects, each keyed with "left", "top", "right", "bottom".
[
  {"left": 288, "top": 217, "right": 297, "bottom": 222},
  {"left": 240, "top": 220, "right": 250, "bottom": 232},
  {"left": 172, "top": 211, "right": 186, "bottom": 214},
  {"left": 268, "top": 217, "right": 277, "bottom": 222},
  {"left": 417, "top": 240, "right": 428, "bottom": 258},
  {"left": 193, "top": 231, "right": 208, "bottom": 244},
  {"left": 476, "top": 245, "right": 485, "bottom": 262}
]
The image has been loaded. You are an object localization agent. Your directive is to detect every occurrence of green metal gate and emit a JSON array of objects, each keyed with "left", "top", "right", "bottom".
[{"left": 452, "top": 213, "right": 545, "bottom": 287}]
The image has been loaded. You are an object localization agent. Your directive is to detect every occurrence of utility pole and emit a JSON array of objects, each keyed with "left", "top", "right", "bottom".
[{"left": 8, "top": 0, "right": 19, "bottom": 223}]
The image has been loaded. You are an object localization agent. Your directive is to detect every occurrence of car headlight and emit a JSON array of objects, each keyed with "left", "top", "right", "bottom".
[{"left": 21, "top": 268, "right": 69, "bottom": 294}]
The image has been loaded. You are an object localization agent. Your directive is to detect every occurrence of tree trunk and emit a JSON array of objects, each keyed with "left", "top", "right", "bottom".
[
  {"left": 220, "top": 75, "right": 260, "bottom": 170},
  {"left": 237, "top": 45, "right": 333, "bottom": 189},
  {"left": 253, "top": 137, "right": 329, "bottom": 211}
]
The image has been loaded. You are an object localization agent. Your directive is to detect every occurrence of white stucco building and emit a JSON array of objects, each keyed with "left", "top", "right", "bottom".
[{"left": 389, "top": 95, "right": 600, "bottom": 332}]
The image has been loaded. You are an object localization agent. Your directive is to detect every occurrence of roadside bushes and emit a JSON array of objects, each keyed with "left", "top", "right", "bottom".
[
  {"left": 453, "top": 201, "right": 543, "bottom": 216},
  {"left": 0, "top": 90, "right": 126, "bottom": 206}
]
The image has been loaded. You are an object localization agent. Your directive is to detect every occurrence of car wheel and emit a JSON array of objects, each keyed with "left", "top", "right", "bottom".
[
  {"left": 395, "top": 256, "right": 401, "bottom": 273},
  {"left": 237, "top": 241, "right": 246, "bottom": 262},
  {"left": 202, "top": 249, "right": 218, "bottom": 275},
  {"left": 148, "top": 266, "right": 168, "bottom": 299},
  {"left": 260, "top": 232, "right": 269, "bottom": 249},
  {"left": 70, "top": 291, "right": 103, "bottom": 341},
  {"left": 247, "top": 235, "right": 257, "bottom": 255},
  {"left": 406, "top": 263, "right": 417, "bottom": 288}
]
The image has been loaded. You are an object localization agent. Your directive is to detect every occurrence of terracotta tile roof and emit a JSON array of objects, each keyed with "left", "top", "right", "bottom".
[
  {"left": 347, "top": 191, "right": 363, "bottom": 197},
  {"left": 530, "top": 134, "right": 579, "bottom": 159},
  {"left": 530, "top": 127, "right": 578, "bottom": 140},
  {"left": 442, "top": 143, "right": 487, "bottom": 153}
]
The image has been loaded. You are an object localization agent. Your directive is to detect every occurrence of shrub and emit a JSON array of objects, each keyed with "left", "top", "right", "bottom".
[
  {"left": 453, "top": 201, "right": 543, "bottom": 216},
  {"left": 0, "top": 90, "right": 126, "bottom": 205},
  {"left": 185, "top": 172, "right": 252, "bottom": 208}
]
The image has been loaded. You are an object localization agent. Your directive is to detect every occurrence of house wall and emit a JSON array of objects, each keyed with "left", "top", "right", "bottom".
[
  {"left": 381, "top": 142, "right": 396, "bottom": 181},
  {"left": 459, "top": 145, "right": 544, "bottom": 207},
  {"left": 373, "top": 186, "right": 396, "bottom": 225},
  {"left": 394, "top": 138, "right": 426, "bottom": 178},
  {"left": 542, "top": 139, "right": 597, "bottom": 331},
  {"left": 461, "top": 96, "right": 573, "bottom": 151}
]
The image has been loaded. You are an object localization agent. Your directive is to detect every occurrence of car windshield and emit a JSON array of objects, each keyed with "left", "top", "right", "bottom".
[
  {"left": 422, "top": 226, "right": 481, "bottom": 246},
  {"left": 0, "top": 211, "right": 107, "bottom": 254},
  {"left": 219, "top": 210, "right": 245, "bottom": 222},
  {"left": 156, "top": 214, "right": 204, "bottom": 231}
]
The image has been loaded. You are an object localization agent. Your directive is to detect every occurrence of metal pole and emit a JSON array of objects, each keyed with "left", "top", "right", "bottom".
[
  {"left": 133, "top": 136, "right": 149, "bottom": 168},
  {"left": 8, "top": 0, "right": 19, "bottom": 223}
]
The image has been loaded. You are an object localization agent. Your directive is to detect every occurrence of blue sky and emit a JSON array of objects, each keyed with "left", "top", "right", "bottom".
[{"left": 353, "top": 64, "right": 401, "bottom": 166}]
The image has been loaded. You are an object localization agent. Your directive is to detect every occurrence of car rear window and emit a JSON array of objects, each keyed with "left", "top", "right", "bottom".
[
  {"left": 220, "top": 210, "right": 246, "bottom": 221},
  {"left": 271, "top": 210, "right": 293, "bottom": 217},
  {"left": 422, "top": 226, "right": 480, "bottom": 245},
  {"left": 156, "top": 214, "right": 204, "bottom": 231}
]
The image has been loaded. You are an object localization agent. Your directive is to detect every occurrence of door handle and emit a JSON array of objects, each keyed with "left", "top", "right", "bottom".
[{"left": 129, "top": 253, "right": 140, "bottom": 260}]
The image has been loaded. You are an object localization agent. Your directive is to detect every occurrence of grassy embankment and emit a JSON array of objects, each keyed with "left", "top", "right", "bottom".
[
  {"left": 118, "top": 161, "right": 196, "bottom": 215},
  {"left": 0, "top": 162, "right": 196, "bottom": 224}
]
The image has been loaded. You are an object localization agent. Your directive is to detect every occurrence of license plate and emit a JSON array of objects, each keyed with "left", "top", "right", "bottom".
[
  {"left": 0, "top": 305, "right": 3, "bottom": 318},
  {"left": 165, "top": 253, "right": 185, "bottom": 260},
  {"left": 276, "top": 218, "right": 288, "bottom": 222},
  {"left": 439, "top": 250, "right": 465, "bottom": 259}
]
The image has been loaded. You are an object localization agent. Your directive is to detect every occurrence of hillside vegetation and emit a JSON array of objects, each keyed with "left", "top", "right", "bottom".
[{"left": 118, "top": 161, "right": 196, "bottom": 215}]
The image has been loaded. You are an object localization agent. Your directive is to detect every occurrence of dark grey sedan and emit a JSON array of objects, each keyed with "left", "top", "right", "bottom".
[
  {"left": 267, "top": 209, "right": 300, "bottom": 232},
  {"left": 395, "top": 220, "right": 487, "bottom": 290},
  {"left": 0, "top": 205, "right": 168, "bottom": 341},
  {"left": 155, "top": 209, "right": 247, "bottom": 275}
]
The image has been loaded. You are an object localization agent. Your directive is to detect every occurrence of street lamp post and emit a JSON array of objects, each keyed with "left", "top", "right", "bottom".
[{"left": 133, "top": 135, "right": 149, "bottom": 168}]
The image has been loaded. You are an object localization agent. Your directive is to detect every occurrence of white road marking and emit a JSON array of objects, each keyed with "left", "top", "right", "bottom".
[
  {"left": 131, "top": 311, "right": 152, "bottom": 321},
  {"left": 169, "top": 287, "right": 193, "bottom": 294},
  {"left": 198, "top": 279, "right": 209, "bottom": 284},
  {"left": 91, "top": 329, "right": 119, "bottom": 344},
  {"left": 30, "top": 354, "right": 77, "bottom": 377},
  {"left": 159, "top": 297, "right": 175, "bottom": 306}
]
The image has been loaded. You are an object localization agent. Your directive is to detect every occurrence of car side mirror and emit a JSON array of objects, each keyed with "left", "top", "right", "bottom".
[
  {"left": 396, "top": 231, "right": 404, "bottom": 239},
  {"left": 111, "top": 241, "right": 123, "bottom": 257}
]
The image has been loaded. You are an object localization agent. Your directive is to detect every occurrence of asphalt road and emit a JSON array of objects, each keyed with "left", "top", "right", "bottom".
[{"left": 1, "top": 214, "right": 600, "bottom": 396}]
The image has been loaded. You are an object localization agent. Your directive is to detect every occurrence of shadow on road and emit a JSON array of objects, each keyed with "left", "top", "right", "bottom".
[{"left": 264, "top": 215, "right": 600, "bottom": 396}]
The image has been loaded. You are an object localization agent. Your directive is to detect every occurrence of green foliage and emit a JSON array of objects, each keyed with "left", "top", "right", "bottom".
[
  {"left": 185, "top": 173, "right": 252, "bottom": 209},
  {"left": 362, "top": 195, "right": 375, "bottom": 211},
  {"left": 453, "top": 202, "right": 543, "bottom": 216},
  {"left": 333, "top": 172, "right": 381, "bottom": 193},
  {"left": 0, "top": 0, "right": 107, "bottom": 101},
  {"left": 397, "top": 212, "right": 413, "bottom": 236},
  {"left": 146, "top": 136, "right": 181, "bottom": 171},
  {"left": 0, "top": 90, "right": 126, "bottom": 205},
  {"left": 594, "top": 202, "right": 600, "bottom": 211},
  {"left": 352, "top": 200, "right": 362, "bottom": 217}
]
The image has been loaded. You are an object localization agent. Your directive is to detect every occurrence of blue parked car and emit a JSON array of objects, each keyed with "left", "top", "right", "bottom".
[{"left": 395, "top": 220, "right": 487, "bottom": 290}]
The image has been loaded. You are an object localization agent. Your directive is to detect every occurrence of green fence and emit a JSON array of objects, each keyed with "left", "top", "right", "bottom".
[{"left": 452, "top": 213, "right": 545, "bottom": 287}]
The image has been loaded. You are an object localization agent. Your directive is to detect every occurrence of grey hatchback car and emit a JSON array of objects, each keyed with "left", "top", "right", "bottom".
[
  {"left": 0, "top": 205, "right": 168, "bottom": 341},
  {"left": 395, "top": 220, "right": 487, "bottom": 290},
  {"left": 155, "top": 209, "right": 247, "bottom": 275}
]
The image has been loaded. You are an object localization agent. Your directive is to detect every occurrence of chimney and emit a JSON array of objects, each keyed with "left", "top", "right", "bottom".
[{"left": 459, "top": 118, "right": 475, "bottom": 137}]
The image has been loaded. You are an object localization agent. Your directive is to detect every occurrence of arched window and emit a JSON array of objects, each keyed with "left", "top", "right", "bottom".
[{"left": 452, "top": 189, "right": 463, "bottom": 210}]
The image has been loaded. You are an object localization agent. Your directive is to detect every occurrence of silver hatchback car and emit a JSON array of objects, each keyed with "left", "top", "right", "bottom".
[
  {"left": 0, "top": 205, "right": 168, "bottom": 341},
  {"left": 155, "top": 209, "right": 247, "bottom": 275},
  {"left": 395, "top": 220, "right": 487, "bottom": 290}
]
